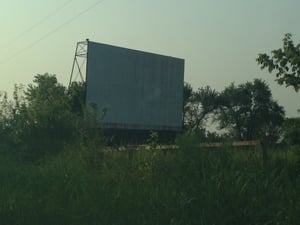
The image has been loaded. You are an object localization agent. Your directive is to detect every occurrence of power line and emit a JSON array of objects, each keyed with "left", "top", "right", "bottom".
[
  {"left": 0, "top": 0, "right": 75, "bottom": 52},
  {"left": 0, "top": 0, "right": 105, "bottom": 65}
]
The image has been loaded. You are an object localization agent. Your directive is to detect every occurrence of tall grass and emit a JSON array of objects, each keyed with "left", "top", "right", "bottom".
[{"left": 0, "top": 141, "right": 299, "bottom": 225}]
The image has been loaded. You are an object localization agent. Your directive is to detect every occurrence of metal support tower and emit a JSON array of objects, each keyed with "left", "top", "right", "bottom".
[{"left": 68, "top": 39, "right": 88, "bottom": 87}]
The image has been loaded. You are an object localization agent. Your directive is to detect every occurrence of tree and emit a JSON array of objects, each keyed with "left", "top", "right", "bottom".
[
  {"left": 282, "top": 117, "right": 300, "bottom": 145},
  {"left": 11, "top": 74, "right": 79, "bottom": 160},
  {"left": 0, "top": 73, "right": 105, "bottom": 161},
  {"left": 0, "top": 91, "right": 11, "bottom": 130},
  {"left": 183, "top": 83, "right": 221, "bottom": 133},
  {"left": 0, "top": 91, "right": 12, "bottom": 146},
  {"left": 67, "top": 81, "right": 86, "bottom": 117},
  {"left": 257, "top": 33, "right": 300, "bottom": 92},
  {"left": 218, "top": 79, "right": 285, "bottom": 143},
  {"left": 183, "top": 82, "right": 193, "bottom": 124}
]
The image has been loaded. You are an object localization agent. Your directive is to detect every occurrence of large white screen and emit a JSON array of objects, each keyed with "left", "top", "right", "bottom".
[{"left": 86, "top": 41, "right": 184, "bottom": 131}]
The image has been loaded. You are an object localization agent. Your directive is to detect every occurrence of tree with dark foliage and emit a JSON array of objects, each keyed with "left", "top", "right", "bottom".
[
  {"left": 218, "top": 79, "right": 285, "bottom": 143},
  {"left": 183, "top": 83, "right": 220, "bottom": 132}
]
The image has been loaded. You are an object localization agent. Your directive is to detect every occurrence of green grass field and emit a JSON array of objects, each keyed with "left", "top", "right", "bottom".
[{"left": 0, "top": 140, "right": 300, "bottom": 225}]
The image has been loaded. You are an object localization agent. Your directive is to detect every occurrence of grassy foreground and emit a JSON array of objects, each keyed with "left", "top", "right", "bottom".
[{"left": 0, "top": 140, "right": 300, "bottom": 225}]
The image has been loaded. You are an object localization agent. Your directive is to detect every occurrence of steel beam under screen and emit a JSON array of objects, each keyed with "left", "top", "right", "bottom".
[{"left": 85, "top": 41, "right": 184, "bottom": 131}]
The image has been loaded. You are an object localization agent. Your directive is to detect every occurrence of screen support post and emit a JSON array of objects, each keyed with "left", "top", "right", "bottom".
[{"left": 68, "top": 39, "right": 89, "bottom": 88}]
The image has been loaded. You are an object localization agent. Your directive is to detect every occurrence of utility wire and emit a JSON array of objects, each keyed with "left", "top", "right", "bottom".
[
  {"left": 0, "top": 0, "right": 75, "bottom": 52},
  {"left": 0, "top": 0, "right": 105, "bottom": 65}
]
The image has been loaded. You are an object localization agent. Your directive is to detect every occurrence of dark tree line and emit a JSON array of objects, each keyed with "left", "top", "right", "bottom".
[
  {"left": 182, "top": 33, "right": 300, "bottom": 145},
  {"left": 183, "top": 79, "right": 285, "bottom": 144},
  {"left": 0, "top": 74, "right": 87, "bottom": 161},
  {"left": 0, "top": 74, "right": 293, "bottom": 161}
]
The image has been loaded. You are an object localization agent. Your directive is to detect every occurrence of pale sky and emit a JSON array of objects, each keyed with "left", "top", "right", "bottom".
[{"left": 0, "top": 0, "right": 299, "bottom": 117}]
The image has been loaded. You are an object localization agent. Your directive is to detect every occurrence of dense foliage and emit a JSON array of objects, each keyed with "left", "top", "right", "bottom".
[
  {"left": 183, "top": 79, "right": 285, "bottom": 144},
  {"left": 0, "top": 73, "right": 87, "bottom": 161},
  {"left": 283, "top": 117, "right": 300, "bottom": 145},
  {"left": 183, "top": 83, "right": 220, "bottom": 132},
  {"left": 218, "top": 79, "right": 285, "bottom": 142}
]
